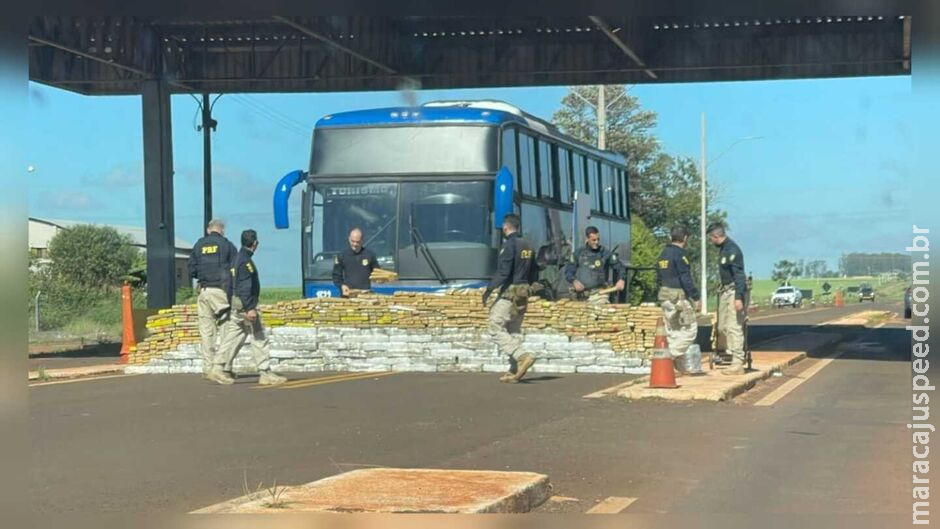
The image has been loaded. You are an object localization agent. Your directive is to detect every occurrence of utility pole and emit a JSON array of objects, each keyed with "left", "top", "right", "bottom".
[
  {"left": 597, "top": 86, "right": 606, "bottom": 150},
  {"left": 571, "top": 85, "right": 627, "bottom": 150},
  {"left": 700, "top": 112, "right": 708, "bottom": 315},
  {"left": 201, "top": 93, "right": 215, "bottom": 230}
]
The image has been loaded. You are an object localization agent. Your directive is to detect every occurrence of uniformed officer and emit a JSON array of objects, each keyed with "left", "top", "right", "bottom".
[
  {"left": 332, "top": 227, "right": 379, "bottom": 297},
  {"left": 211, "top": 229, "right": 287, "bottom": 386},
  {"left": 564, "top": 226, "right": 625, "bottom": 303},
  {"left": 656, "top": 225, "right": 701, "bottom": 375},
  {"left": 707, "top": 222, "right": 748, "bottom": 375},
  {"left": 483, "top": 214, "right": 539, "bottom": 383},
  {"left": 188, "top": 219, "right": 238, "bottom": 378}
]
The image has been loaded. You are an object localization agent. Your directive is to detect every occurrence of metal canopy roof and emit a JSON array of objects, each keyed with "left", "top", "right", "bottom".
[{"left": 29, "top": 15, "right": 911, "bottom": 95}]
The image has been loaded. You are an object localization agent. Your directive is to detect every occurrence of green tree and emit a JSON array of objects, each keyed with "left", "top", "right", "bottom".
[
  {"left": 47, "top": 225, "right": 138, "bottom": 290},
  {"left": 552, "top": 84, "right": 726, "bottom": 253},
  {"left": 628, "top": 216, "right": 661, "bottom": 304},
  {"left": 771, "top": 260, "right": 802, "bottom": 284}
]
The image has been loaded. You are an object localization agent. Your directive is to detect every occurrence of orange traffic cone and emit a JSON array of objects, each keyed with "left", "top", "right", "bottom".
[
  {"left": 649, "top": 316, "right": 678, "bottom": 389},
  {"left": 834, "top": 290, "right": 844, "bottom": 308},
  {"left": 119, "top": 282, "right": 135, "bottom": 364}
]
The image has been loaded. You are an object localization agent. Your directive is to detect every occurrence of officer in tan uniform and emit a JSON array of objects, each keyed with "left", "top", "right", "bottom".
[
  {"left": 656, "top": 226, "right": 701, "bottom": 375},
  {"left": 187, "top": 219, "right": 238, "bottom": 377},
  {"left": 708, "top": 222, "right": 748, "bottom": 375},
  {"left": 211, "top": 229, "right": 287, "bottom": 386},
  {"left": 483, "top": 214, "right": 539, "bottom": 383}
]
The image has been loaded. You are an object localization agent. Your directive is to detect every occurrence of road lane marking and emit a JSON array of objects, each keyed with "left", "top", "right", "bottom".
[
  {"left": 28, "top": 373, "right": 141, "bottom": 387},
  {"left": 748, "top": 306, "right": 831, "bottom": 322},
  {"left": 253, "top": 371, "right": 393, "bottom": 389},
  {"left": 254, "top": 371, "right": 396, "bottom": 390},
  {"left": 586, "top": 496, "right": 637, "bottom": 513},
  {"left": 753, "top": 350, "right": 845, "bottom": 406}
]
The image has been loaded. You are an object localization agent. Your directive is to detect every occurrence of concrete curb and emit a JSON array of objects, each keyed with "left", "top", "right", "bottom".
[
  {"left": 192, "top": 468, "right": 553, "bottom": 514},
  {"left": 587, "top": 332, "right": 844, "bottom": 402},
  {"left": 28, "top": 363, "right": 125, "bottom": 382}
]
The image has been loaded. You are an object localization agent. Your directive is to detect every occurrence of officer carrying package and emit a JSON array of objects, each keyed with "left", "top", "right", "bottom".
[
  {"left": 483, "top": 231, "right": 540, "bottom": 315},
  {"left": 656, "top": 239, "right": 700, "bottom": 372},
  {"left": 564, "top": 243, "right": 624, "bottom": 300}
]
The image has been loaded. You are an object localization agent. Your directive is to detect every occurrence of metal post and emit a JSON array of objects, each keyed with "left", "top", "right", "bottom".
[
  {"left": 597, "top": 85, "right": 606, "bottom": 150},
  {"left": 34, "top": 290, "right": 41, "bottom": 332},
  {"left": 201, "top": 93, "right": 213, "bottom": 229},
  {"left": 142, "top": 79, "right": 177, "bottom": 309},
  {"left": 700, "top": 112, "right": 707, "bottom": 315}
]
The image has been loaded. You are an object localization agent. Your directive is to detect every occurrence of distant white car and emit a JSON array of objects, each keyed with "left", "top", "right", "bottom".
[{"left": 771, "top": 286, "right": 803, "bottom": 308}]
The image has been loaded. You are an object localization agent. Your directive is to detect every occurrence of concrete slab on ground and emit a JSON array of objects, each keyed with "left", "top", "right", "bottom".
[
  {"left": 586, "top": 332, "right": 842, "bottom": 402},
  {"left": 821, "top": 310, "right": 890, "bottom": 327},
  {"left": 192, "top": 468, "right": 552, "bottom": 514},
  {"left": 28, "top": 363, "right": 125, "bottom": 382}
]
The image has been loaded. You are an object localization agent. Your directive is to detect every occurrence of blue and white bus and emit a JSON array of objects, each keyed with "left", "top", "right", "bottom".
[{"left": 273, "top": 100, "right": 631, "bottom": 300}]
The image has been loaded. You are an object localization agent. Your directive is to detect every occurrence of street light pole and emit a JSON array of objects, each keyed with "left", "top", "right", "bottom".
[
  {"left": 698, "top": 125, "right": 762, "bottom": 315},
  {"left": 597, "top": 86, "right": 606, "bottom": 150},
  {"left": 700, "top": 113, "right": 708, "bottom": 314}
]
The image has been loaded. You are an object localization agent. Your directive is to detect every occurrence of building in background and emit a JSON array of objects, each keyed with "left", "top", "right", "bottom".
[{"left": 28, "top": 217, "right": 193, "bottom": 287}]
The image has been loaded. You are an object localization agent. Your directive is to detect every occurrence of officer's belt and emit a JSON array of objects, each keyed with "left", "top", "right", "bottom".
[{"left": 658, "top": 286, "right": 687, "bottom": 300}]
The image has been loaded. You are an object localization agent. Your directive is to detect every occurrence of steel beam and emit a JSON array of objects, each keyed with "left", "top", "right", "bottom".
[
  {"left": 589, "top": 16, "right": 657, "bottom": 80},
  {"left": 28, "top": 35, "right": 152, "bottom": 78},
  {"left": 141, "top": 79, "right": 176, "bottom": 308},
  {"left": 272, "top": 16, "right": 398, "bottom": 74}
]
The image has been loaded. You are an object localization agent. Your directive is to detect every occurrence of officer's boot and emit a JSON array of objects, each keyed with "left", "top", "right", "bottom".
[
  {"left": 499, "top": 355, "right": 519, "bottom": 382},
  {"left": 259, "top": 370, "right": 287, "bottom": 386},
  {"left": 207, "top": 366, "right": 235, "bottom": 385},
  {"left": 506, "top": 353, "right": 536, "bottom": 383}
]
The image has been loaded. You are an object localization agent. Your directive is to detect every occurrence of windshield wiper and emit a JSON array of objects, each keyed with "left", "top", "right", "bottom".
[
  {"left": 364, "top": 216, "right": 396, "bottom": 249},
  {"left": 409, "top": 213, "right": 447, "bottom": 284}
]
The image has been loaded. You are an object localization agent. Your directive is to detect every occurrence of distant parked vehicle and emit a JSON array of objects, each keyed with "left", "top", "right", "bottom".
[
  {"left": 858, "top": 286, "right": 876, "bottom": 303},
  {"left": 905, "top": 286, "right": 913, "bottom": 318},
  {"left": 771, "top": 286, "right": 803, "bottom": 308}
]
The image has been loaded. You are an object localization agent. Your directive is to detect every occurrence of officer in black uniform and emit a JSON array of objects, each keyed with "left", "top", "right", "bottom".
[
  {"left": 188, "top": 219, "right": 238, "bottom": 377},
  {"left": 707, "top": 222, "right": 748, "bottom": 375},
  {"left": 213, "top": 229, "right": 287, "bottom": 386},
  {"left": 656, "top": 225, "right": 701, "bottom": 374},
  {"left": 483, "top": 213, "right": 539, "bottom": 383},
  {"left": 332, "top": 227, "right": 379, "bottom": 297},
  {"left": 564, "top": 226, "right": 625, "bottom": 302}
]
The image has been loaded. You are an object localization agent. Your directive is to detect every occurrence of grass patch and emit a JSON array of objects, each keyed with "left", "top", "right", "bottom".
[{"left": 866, "top": 311, "right": 892, "bottom": 327}]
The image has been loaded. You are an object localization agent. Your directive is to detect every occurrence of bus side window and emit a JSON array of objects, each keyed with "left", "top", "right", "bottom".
[
  {"left": 611, "top": 166, "right": 621, "bottom": 217},
  {"left": 537, "top": 139, "right": 555, "bottom": 201},
  {"left": 621, "top": 169, "right": 630, "bottom": 218},
  {"left": 558, "top": 147, "right": 571, "bottom": 204},
  {"left": 519, "top": 133, "right": 536, "bottom": 197},
  {"left": 501, "top": 128, "right": 518, "bottom": 189},
  {"left": 572, "top": 153, "right": 585, "bottom": 195},
  {"left": 602, "top": 163, "right": 614, "bottom": 215},
  {"left": 588, "top": 158, "right": 600, "bottom": 211}
]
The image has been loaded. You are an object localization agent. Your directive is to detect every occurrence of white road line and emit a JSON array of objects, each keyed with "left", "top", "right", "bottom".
[
  {"left": 28, "top": 373, "right": 140, "bottom": 387},
  {"left": 748, "top": 306, "right": 831, "bottom": 322},
  {"left": 586, "top": 496, "right": 637, "bottom": 513},
  {"left": 753, "top": 350, "right": 845, "bottom": 406}
]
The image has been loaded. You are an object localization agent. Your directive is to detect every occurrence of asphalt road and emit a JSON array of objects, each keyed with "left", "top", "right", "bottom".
[{"left": 29, "top": 301, "right": 911, "bottom": 516}]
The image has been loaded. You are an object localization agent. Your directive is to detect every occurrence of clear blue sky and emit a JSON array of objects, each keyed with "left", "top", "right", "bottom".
[{"left": 27, "top": 75, "right": 923, "bottom": 286}]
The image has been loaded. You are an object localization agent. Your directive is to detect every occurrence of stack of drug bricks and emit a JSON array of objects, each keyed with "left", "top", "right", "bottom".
[
  {"left": 129, "top": 304, "right": 200, "bottom": 364},
  {"left": 127, "top": 289, "right": 663, "bottom": 364}
]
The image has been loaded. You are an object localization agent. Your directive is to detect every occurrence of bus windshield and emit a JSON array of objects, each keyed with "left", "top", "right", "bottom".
[{"left": 307, "top": 181, "right": 493, "bottom": 281}]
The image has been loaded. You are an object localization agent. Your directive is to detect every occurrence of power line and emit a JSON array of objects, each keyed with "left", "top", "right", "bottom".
[{"left": 228, "top": 95, "right": 310, "bottom": 138}]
